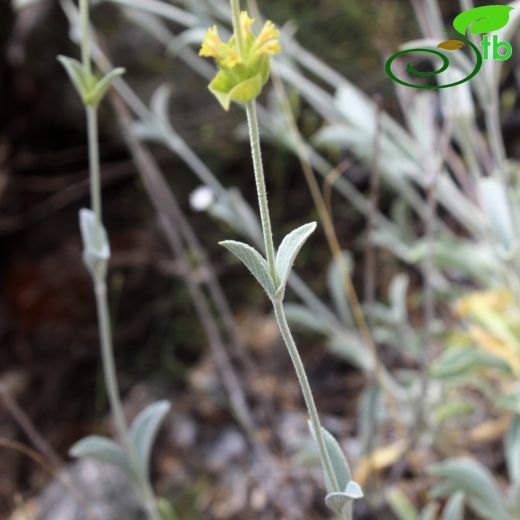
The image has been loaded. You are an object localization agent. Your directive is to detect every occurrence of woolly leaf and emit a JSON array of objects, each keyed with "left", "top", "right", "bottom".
[
  {"left": 86, "top": 67, "right": 126, "bottom": 106},
  {"left": 129, "top": 400, "right": 170, "bottom": 476},
  {"left": 429, "top": 458, "right": 507, "bottom": 520},
  {"left": 275, "top": 222, "right": 316, "bottom": 299},
  {"left": 441, "top": 492, "right": 465, "bottom": 520},
  {"left": 220, "top": 240, "right": 275, "bottom": 298},
  {"left": 79, "top": 208, "right": 110, "bottom": 281},
  {"left": 70, "top": 435, "right": 135, "bottom": 480}
]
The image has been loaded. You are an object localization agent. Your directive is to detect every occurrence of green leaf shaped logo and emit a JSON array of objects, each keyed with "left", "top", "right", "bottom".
[{"left": 453, "top": 5, "right": 513, "bottom": 35}]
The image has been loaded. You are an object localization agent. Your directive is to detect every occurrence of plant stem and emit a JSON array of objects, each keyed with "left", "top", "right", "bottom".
[
  {"left": 245, "top": 98, "right": 339, "bottom": 493},
  {"left": 79, "top": 0, "right": 91, "bottom": 75},
  {"left": 231, "top": 0, "right": 246, "bottom": 58},
  {"left": 81, "top": 5, "right": 125, "bottom": 438},
  {"left": 486, "top": 97, "right": 507, "bottom": 179},
  {"left": 94, "top": 282, "right": 129, "bottom": 439},
  {"left": 86, "top": 64, "right": 162, "bottom": 520},
  {"left": 78, "top": 3, "right": 161, "bottom": 519},
  {"left": 232, "top": 0, "right": 340, "bottom": 487},
  {"left": 245, "top": 100, "right": 277, "bottom": 281},
  {"left": 87, "top": 106, "right": 102, "bottom": 230},
  {"left": 236, "top": 0, "right": 338, "bottom": 488},
  {"left": 272, "top": 299, "right": 340, "bottom": 493}
]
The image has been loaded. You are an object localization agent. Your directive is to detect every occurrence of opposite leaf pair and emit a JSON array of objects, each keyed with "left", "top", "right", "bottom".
[
  {"left": 220, "top": 221, "right": 317, "bottom": 301},
  {"left": 70, "top": 401, "right": 171, "bottom": 491},
  {"left": 58, "top": 55, "right": 125, "bottom": 107}
]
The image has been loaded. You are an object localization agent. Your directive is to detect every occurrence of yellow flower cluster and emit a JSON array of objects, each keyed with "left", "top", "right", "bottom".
[
  {"left": 454, "top": 288, "right": 520, "bottom": 376},
  {"left": 199, "top": 11, "right": 281, "bottom": 110}
]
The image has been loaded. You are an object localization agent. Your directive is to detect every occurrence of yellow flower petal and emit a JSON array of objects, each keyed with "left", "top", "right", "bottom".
[
  {"left": 198, "top": 11, "right": 281, "bottom": 109},
  {"left": 240, "top": 11, "right": 254, "bottom": 34},
  {"left": 222, "top": 51, "right": 241, "bottom": 68},
  {"left": 454, "top": 288, "right": 513, "bottom": 317},
  {"left": 252, "top": 20, "right": 281, "bottom": 57},
  {"left": 469, "top": 325, "right": 520, "bottom": 375},
  {"left": 354, "top": 441, "right": 407, "bottom": 486},
  {"left": 199, "top": 26, "right": 224, "bottom": 58},
  {"left": 261, "top": 40, "right": 281, "bottom": 56},
  {"left": 257, "top": 20, "right": 279, "bottom": 44}
]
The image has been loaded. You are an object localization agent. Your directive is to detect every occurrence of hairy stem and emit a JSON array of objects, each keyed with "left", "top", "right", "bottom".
[
  {"left": 235, "top": 0, "right": 339, "bottom": 489},
  {"left": 245, "top": 100, "right": 277, "bottom": 281},
  {"left": 244, "top": 94, "right": 339, "bottom": 492},
  {"left": 272, "top": 299, "right": 340, "bottom": 492}
]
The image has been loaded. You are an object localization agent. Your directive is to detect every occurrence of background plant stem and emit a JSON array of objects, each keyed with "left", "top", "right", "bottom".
[
  {"left": 79, "top": 0, "right": 91, "bottom": 75},
  {"left": 86, "top": 106, "right": 102, "bottom": 231},
  {"left": 93, "top": 282, "right": 128, "bottom": 438},
  {"left": 79, "top": 2, "right": 161, "bottom": 520}
]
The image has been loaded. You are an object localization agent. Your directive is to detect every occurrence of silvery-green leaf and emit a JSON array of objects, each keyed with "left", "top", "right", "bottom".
[
  {"left": 129, "top": 400, "right": 170, "bottom": 476},
  {"left": 440, "top": 70, "right": 475, "bottom": 123},
  {"left": 434, "top": 401, "right": 475, "bottom": 425},
  {"left": 150, "top": 84, "right": 172, "bottom": 124},
  {"left": 210, "top": 189, "right": 262, "bottom": 243},
  {"left": 122, "top": 8, "right": 172, "bottom": 47},
  {"left": 497, "top": 386, "right": 520, "bottom": 414},
  {"left": 344, "top": 481, "right": 363, "bottom": 498},
  {"left": 430, "top": 347, "right": 506, "bottom": 381},
  {"left": 309, "top": 424, "right": 352, "bottom": 493},
  {"left": 478, "top": 178, "right": 518, "bottom": 257},
  {"left": 220, "top": 240, "right": 275, "bottom": 298},
  {"left": 327, "top": 252, "right": 353, "bottom": 326},
  {"left": 505, "top": 416, "right": 520, "bottom": 485},
  {"left": 386, "top": 487, "right": 418, "bottom": 520},
  {"left": 105, "top": 0, "right": 199, "bottom": 26},
  {"left": 69, "top": 435, "right": 135, "bottom": 480},
  {"left": 132, "top": 120, "right": 164, "bottom": 143},
  {"left": 275, "top": 222, "right": 317, "bottom": 299},
  {"left": 58, "top": 55, "right": 94, "bottom": 102},
  {"left": 407, "top": 93, "right": 437, "bottom": 156},
  {"left": 358, "top": 385, "right": 382, "bottom": 451},
  {"left": 328, "top": 332, "right": 373, "bottom": 372},
  {"left": 79, "top": 209, "right": 110, "bottom": 280},
  {"left": 441, "top": 492, "right": 465, "bottom": 520},
  {"left": 167, "top": 27, "right": 208, "bottom": 55},
  {"left": 283, "top": 303, "right": 330, "bottom": 334},
  {"left": 429, "top": 458, "right": 507, "bottom": 520},
  {"left": 325, "top": 483, "right": 363, "bottom": 518},
  {"left": 13, "top": 0, "right": 45, "bottom": 9},
  {"left": 325, "top": 492, "right": 353, "bottom": 518},
  {"left": 388, "top": 274, "right": 409, "bottom": 323},
  {"left": 86, "top": 67, "right": 126, "bottom": 106},
  {"left": 420, "top": 504, "right": 439, "bottom": 520}
]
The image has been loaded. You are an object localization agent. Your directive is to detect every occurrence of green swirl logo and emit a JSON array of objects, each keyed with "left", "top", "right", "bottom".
[{"left": 385, "top": 5, "right": 514, "bottom": 89}]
